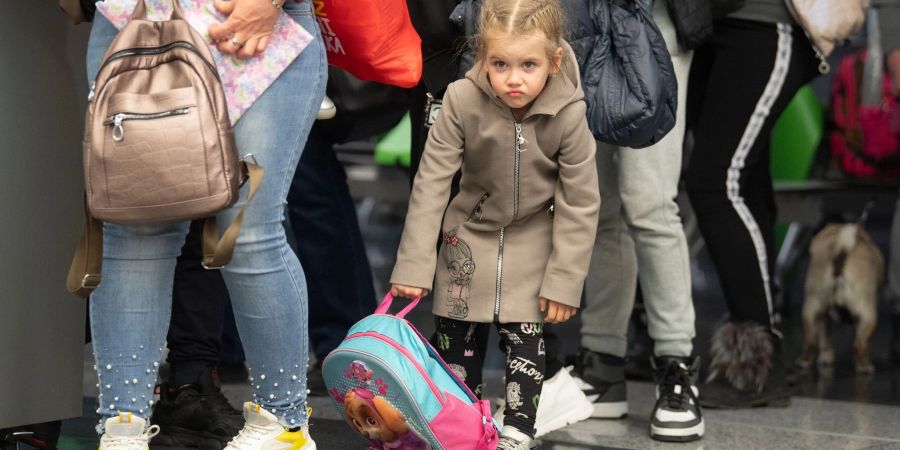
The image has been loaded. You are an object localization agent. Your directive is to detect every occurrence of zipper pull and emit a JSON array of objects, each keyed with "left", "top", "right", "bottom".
[
  {"left": 112, "top": 114, "right": 125, "bottom": 142},
  {"left": 87, "top": 82, "right": 96, "bottom": 102},
  {"left": 515, "top": 123, "right": 527, "bottom": 152}
]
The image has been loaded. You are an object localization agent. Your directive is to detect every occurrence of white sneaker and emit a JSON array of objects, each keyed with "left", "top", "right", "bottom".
[
  {"left": 316, "top": 96, "right": 336, "bottom": 120},
  {"left": 496, "top": 426, "right": 533, "bottom": 450},
  {"left": 494, "top": 367, "right": 594, "bottom": 437},
  {"left": 98, "top": 413, "right": 159, "bottom": 450},
  {"left": 224, "top": 402, "right": 316, "bottom": 450}
]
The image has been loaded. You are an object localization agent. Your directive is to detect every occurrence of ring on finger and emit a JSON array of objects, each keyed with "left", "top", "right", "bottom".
[{"left": 229, "top": 35, "right": 244, "bottom": 49}]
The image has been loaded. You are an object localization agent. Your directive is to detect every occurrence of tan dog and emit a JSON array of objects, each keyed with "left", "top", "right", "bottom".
[{"left": 800, "top": 223, "right": 884, "bottom": 374}]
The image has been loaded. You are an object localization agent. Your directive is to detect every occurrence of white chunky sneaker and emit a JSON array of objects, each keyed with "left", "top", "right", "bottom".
[
  {"left": 493, "top": 367, "right": 593, "bottom": 437},
  {"left": 649, "top": 356, "right": 704, "bottom": 442},
  {"left": 316, "top": 96, "right": 336, "bottom": 120},
  {"left": 224, "top": 402, "right": 316, "bottom": 450},
  {"left": 98, "top": 413, "right": 159, "bottom": 450},
  {"left": 496, "top": 426, "right": 533, "bottom": 450}
]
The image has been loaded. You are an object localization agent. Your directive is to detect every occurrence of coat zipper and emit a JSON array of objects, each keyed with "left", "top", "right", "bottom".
[
  {"left": 89, "top": 41, "right": 218, "bottom": 101},
  {"left": 513, "top": 122, "right": 524, "bottom": 220},
  {"left": 104, "top": 108, "right": 190, "bottom": 142},
  {"left": 494, "top": 121, "right": 524, "bottom": 322},
  {"left": 493, "top": 227, "right": 505, "bottom": 322}
]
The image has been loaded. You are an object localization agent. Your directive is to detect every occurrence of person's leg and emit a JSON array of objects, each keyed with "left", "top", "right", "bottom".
[
  {"left": 576, "top": 141, "right": 633, "bottom": 419},
  {"left": 616, "top": 5, "right": 701, "bottom": 437},
  {"left": 685, "top": 18, "right": 818, "bottom": 406},
  {"left": 86, "top": 13, "right": 188, "bottom": 433},
  {"left": 286, "top": 126, "right": 375, "bottom": 364},
  {"left": 618, "top": 47, "right": 695, "bottom": 362},
  {"left": 151, "top": 220, "right": 242, "bottom": 449},
  {"left": 431, "top": 317, "right": 490, "bottom": 397},
  {"left": 497, "top": 323, "right": 545, "bottom": 445},
  {"left": 214, "top": 1, "right": 327, "bottom": 429},
  {"left": 166, "top": 220, "right": 229, "bottom": 384}
]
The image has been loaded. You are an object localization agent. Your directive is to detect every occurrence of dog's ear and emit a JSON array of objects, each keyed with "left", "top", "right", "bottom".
[{"left": 373, "top": 396, "right": 408, "bottom": 435}]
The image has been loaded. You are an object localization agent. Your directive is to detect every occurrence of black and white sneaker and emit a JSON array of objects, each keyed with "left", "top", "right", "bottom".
[
  {"left": 571, "top": 348, "right": 628, "bottom": 419},
  {"left": 650, "top": 356, "right": 704, "bottom": 442}
]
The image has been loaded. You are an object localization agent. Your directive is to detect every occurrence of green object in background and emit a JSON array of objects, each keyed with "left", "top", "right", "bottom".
[
  {"left": 769, "top": 85, "right": 824, "bottom": 182},
  {"left": 374, "top": 112, "right": 412, "bottom": 168},
  {"left": 769, "top": 84, "right": 825, "bottom": 250}
]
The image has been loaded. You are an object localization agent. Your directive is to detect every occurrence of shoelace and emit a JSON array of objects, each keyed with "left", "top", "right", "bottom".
[
  {"left": 658, "top": 362, "right": 696, "bottom": 411},
  {"left": 227, "top": 421, "right": 276, "bottom": 446},
  {"left": 103, "top": 425, "right": 160, "bottom": 449}
]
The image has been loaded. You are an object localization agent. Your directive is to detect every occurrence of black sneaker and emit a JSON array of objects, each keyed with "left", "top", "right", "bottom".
[
  {"left": 570, "top": 348, "right": 628, "bottom": 418},
  {"left": 650, "top": 356, "right": 704, "bottom": 442},
  {"left": 307, "top": 359, "right": 327, "bottom": 397},
  {"left": 150, "top": 367, "right": 243, "bottom": 449}
]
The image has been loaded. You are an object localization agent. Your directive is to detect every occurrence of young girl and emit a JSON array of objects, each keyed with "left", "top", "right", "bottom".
[{"left": 391, "top": 0, "right": 600, "bottom": 447}]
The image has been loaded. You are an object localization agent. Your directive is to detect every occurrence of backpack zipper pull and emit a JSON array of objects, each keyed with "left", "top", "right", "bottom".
[
  {"left": 88, "top": 82, "right": 96, "bottom": 102},
  {"left": 112, "top": 114, "right": 125, "bottom": 142}
]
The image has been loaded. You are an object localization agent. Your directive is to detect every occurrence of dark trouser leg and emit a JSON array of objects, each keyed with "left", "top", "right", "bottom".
[
  {"left": 541, "top": 324, "right": 563, "bottom": 379},
  {"left": 498, "top": 322, "right": 546, "bottom": 439},
  {"left": 286, "top": 126, "right": 375, "bottom": 360},
  {"left": 685, "top": 18, "right": 818, "bottom": 331},
  {"left": 431, "top": 317, "right": 490, "bottom": 397},
  {"left": 167, "top": 220, "right": 228, "bottom": 385}
]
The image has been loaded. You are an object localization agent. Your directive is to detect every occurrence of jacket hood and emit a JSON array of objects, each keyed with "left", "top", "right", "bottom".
[{"left": 465, "top": 40, "right": 584, "bottom": 119}]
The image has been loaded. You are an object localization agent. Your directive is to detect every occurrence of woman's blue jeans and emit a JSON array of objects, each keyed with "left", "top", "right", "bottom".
[{"left": 85, "top": 2, "right": 326, "bottom": 431}]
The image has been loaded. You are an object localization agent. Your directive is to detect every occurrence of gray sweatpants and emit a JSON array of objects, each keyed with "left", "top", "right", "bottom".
[{"left": 581, "top": 0, "right": 695, "bottom": 358}]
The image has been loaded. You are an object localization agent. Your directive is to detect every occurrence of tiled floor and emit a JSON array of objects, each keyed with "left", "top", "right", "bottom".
[{"left": 45, "top": 164, "right": 900, "bottom": 449}]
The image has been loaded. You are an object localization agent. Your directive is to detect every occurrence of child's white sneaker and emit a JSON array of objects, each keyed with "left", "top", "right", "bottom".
[
  {"left": 224, "top": 402, "right": 316, "bottom": 450},
  {"left": 494, "top": 367, "right": 593, "bottom": 437},
  {"left": 496, "top": 426, "right": 533, "bottom": 450},
  {"left": 98, "top": 413, "right": 159, "bottom": 450}
]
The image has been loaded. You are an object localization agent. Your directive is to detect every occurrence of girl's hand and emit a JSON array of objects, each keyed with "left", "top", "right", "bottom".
[
  {"left": 208, "top": 0, "right": 282, "bottom": 59},
  {"left": 391, "top": 284, "right": 429, "bottom": 300},
  {"left": 540, "top": 297, "right": 577, "bottom": 324}
]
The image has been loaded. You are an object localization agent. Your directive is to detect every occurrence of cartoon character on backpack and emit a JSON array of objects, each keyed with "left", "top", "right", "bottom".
[{"left": 343, "top": 388, "right": 431, "bottom": 450}]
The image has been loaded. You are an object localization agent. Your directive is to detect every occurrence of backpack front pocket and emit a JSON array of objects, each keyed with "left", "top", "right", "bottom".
[{"left": 101, "top": 87, "right": 208, "bottom": 208}]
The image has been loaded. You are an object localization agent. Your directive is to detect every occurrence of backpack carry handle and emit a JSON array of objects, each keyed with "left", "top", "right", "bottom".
[
  {"left": 132, "top": 0, "right": 185, "bottom": 21},
  {"left": 375, "top": 292, "right": 420, "bottom": 319}
]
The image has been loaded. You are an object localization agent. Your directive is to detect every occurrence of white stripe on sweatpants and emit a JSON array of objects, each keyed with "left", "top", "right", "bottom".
[{"left": 725, "top": 23, "right": 792, "bottom": 332}]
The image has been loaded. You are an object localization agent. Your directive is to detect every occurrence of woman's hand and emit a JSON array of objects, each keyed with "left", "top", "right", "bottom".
[
  {"left": 540, "top": 297, "right": 577, "bottom": 324},
  {"left": 208, "top": 0, "right": 282, "bottom": 59},
  {"left": 391, "top": 284, "right": 428, "bottom": 300}
]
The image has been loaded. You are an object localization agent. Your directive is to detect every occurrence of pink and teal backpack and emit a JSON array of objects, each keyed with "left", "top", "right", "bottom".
[{"left": 322, "top": 294, "right": 499, "bottom": 450}]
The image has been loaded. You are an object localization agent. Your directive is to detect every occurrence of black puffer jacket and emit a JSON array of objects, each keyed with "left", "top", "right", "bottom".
[{"left": 563, "top": 0, "right": 677, "bottom": 148}]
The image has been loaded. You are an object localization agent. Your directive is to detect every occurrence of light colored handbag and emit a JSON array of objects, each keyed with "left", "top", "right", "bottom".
[
  {"left": 67, "top": 0, "right": 262, "bottom": 298},
  {"left": 786, "top": 0, "right": 870, "bottom": 73}
]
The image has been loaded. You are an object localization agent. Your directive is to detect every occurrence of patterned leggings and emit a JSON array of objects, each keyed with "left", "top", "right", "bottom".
[{"left": 431, "top": 317, "right": 545, "bottom": 438}]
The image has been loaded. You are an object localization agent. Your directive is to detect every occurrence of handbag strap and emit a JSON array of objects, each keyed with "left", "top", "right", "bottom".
[
  {"left": 66, "top": 162, "right": 264, "bottom": 299},
  {"left": 201, "top": 162, "right": 264, "bottom": 269}
]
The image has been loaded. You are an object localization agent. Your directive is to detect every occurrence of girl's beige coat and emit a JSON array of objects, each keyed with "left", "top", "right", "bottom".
[{"left": 391, "top": 46, "right": 600, "bottom": 323}]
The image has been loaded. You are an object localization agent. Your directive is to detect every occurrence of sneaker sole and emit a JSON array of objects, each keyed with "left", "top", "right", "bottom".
[
  {"left": 151, "top": 426, "right": 236, "bottom": 450},
  {"left": 591, "top": 401, "right": 628, "bottom": 419},
  {"left": 535, "top": 400, "right": 594, "bottom": 437},
  {"left": 650, "top": 420, "right": 704, "bottom": 442}
]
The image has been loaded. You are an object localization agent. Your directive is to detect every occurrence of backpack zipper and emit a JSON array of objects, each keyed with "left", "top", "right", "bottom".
[
  {"left": 104, "top": 108, "right": 190, "bottom": 142},
  {"left": 90, "top": 41, "right": 219, "bottom": 102}
]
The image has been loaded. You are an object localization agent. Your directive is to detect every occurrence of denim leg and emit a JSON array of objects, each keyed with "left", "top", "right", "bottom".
[
  {"left": 90, "top": 221, "right": 189, "bottom": 429},
  {"left": 214, "top": 3, "right": 327, "bottom": 425},
  {"left": 86, "top": 13, "right": 189, "bottom": 430}
]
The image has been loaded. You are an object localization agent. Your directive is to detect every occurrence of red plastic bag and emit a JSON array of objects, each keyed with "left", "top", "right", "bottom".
[{"left": 313, "top": 0, "right": 423, "bottom": 88}]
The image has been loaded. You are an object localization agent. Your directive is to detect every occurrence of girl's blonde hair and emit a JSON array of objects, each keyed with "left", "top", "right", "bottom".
[{"left": 474, "top": 0, "right": 567, "bottom": 68}]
